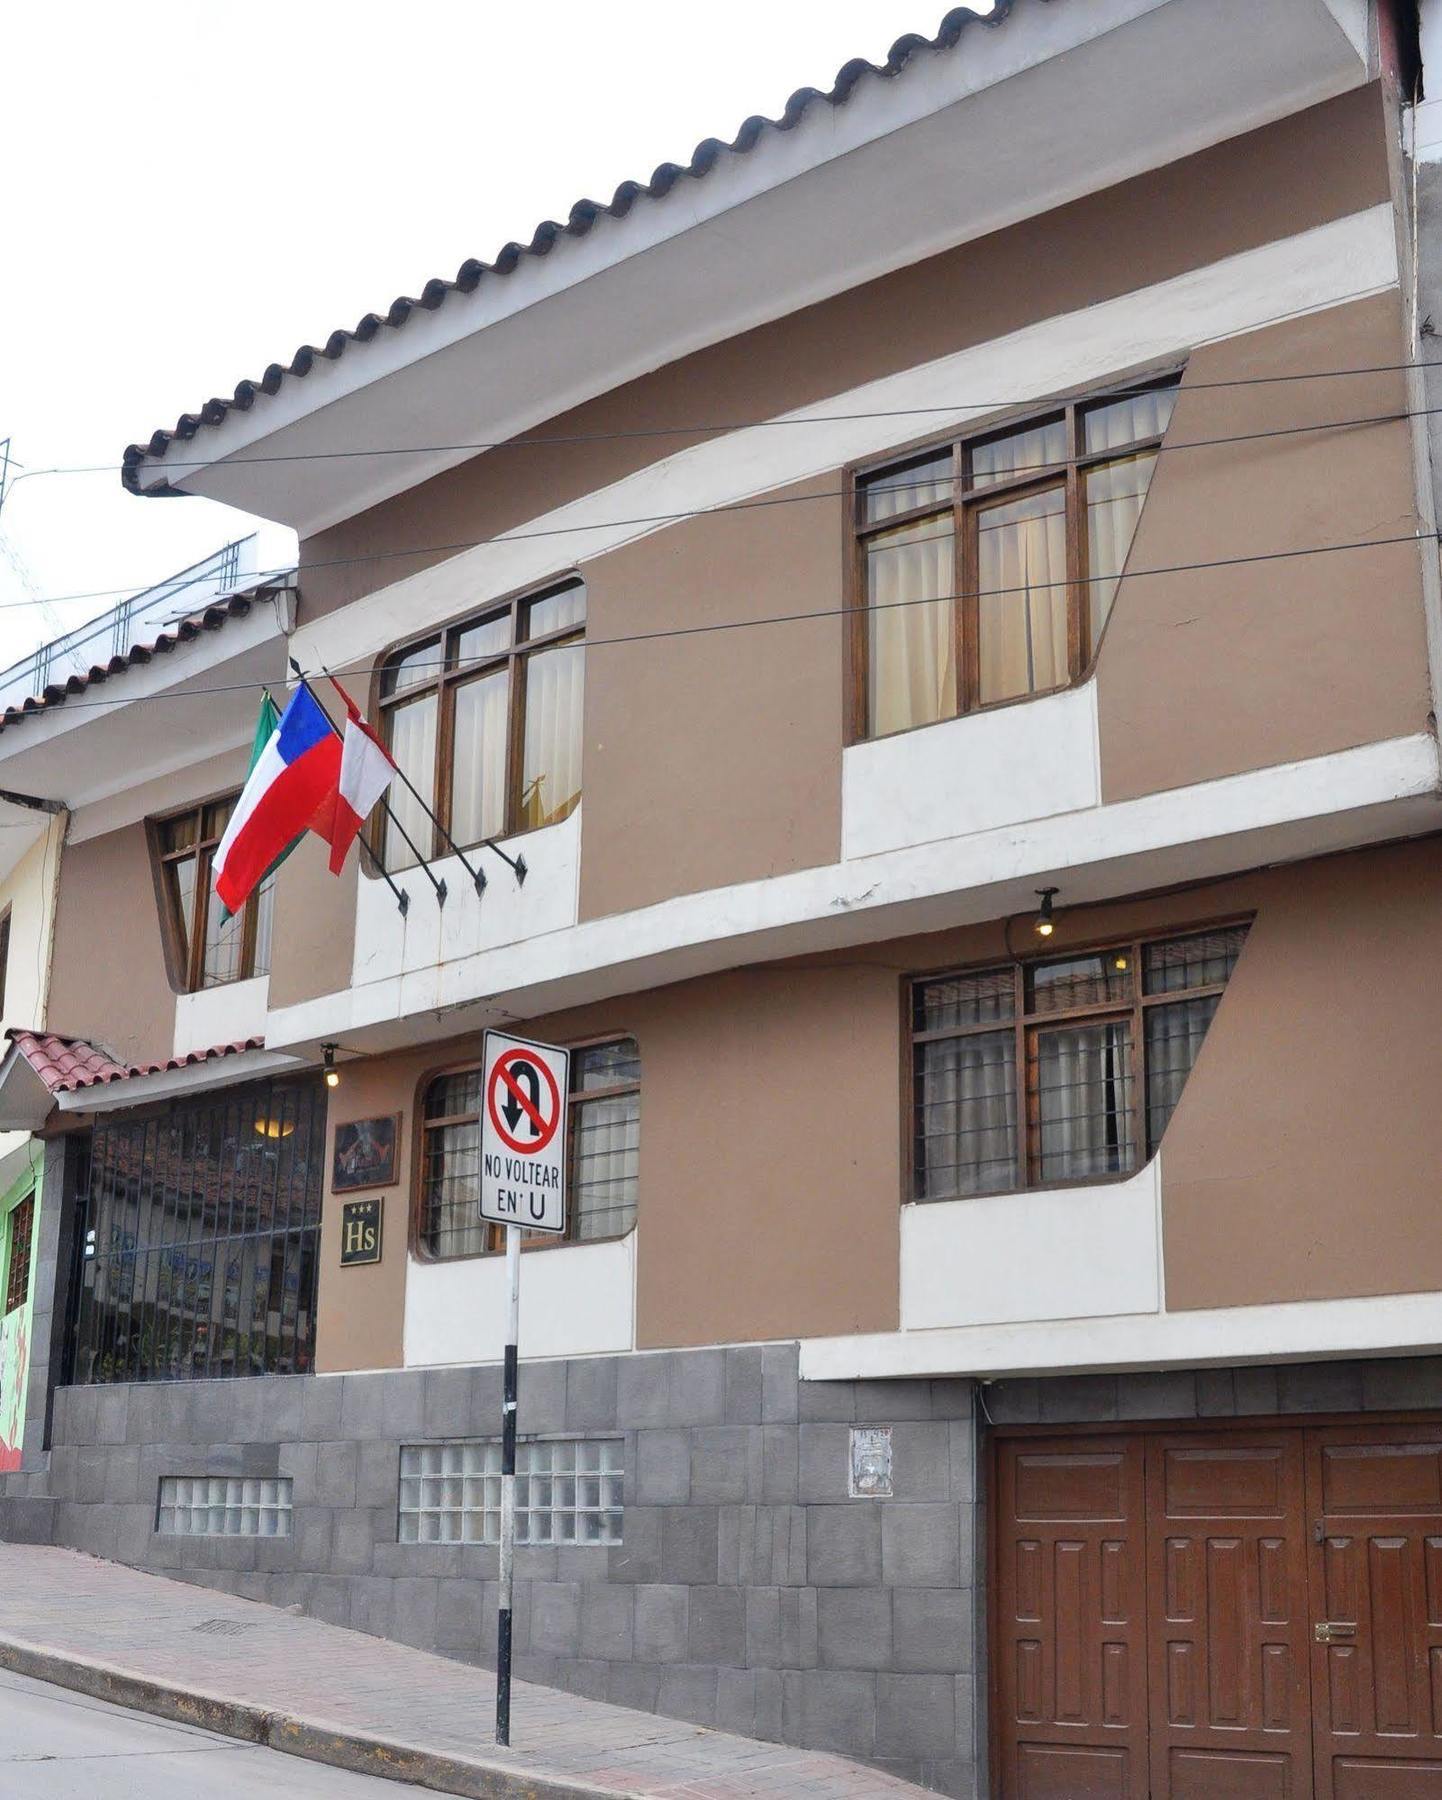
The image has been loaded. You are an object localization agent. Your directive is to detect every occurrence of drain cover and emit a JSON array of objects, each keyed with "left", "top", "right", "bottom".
[{"left": 191, "top": 1618, "right": 256, "bottom": 1637}]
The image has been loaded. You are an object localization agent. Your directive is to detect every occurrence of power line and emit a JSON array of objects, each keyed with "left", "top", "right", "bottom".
[
  {"left": 18, "top": 354, "right": 1442, "bottom": 484},
  {"left": 0, "top": 399, "right": 1431, "bottom": 617},
  {"left": 0, "top": 526, "right": 1427, "bottom": 720}
]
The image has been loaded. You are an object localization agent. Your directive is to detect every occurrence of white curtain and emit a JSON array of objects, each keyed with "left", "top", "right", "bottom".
[
  {"left": 917, "top": 1033, "right": 1017, "bottom": 1198},
  {"left": 451, "top": 670, "right": 508, "bottom": 846},
  {"left": 521, "top": 642, "right": 584, "bottom": 829},
  {"left": 385, "top": 693, "right": 437, "bottom": 870},
  {"left": 573, "top": 1093, "right": 640, "bottom": 1240},
  {"left": 977, "top": 487, "right": 1067, "bottom": 705},
  {"left": 1085, "top": 451, "right": 1158, "bottom": 652},
  {"left": 867, "top": 517, "right": 956, "bottom": 736},
  {"left": 1035, "top": 1023, "right": 1134, "bottom": 1181},
  {"left": 1144, "top": 995, "right": 1219, "bottom": 1152}
]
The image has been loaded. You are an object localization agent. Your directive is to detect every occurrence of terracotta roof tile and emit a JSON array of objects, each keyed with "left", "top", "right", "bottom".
[
  {"left": 5, "top": 1030, "right": 266, "bottom": 1095},
  {"left": 122, "top": 4, "right": 1017, "bottom": 495}
]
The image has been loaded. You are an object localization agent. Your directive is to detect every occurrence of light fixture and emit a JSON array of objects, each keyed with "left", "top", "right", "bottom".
[
  {"left": 254, "top": 1114, "right": 296, "bottom": 1140},
  {"left": 322, "top": 1044, "right": 340, "bottom": 1090},
  {"left": 1113, "top": 951, "right": 1130, "bottom": 972},
  {"left": 1034, "top": 888, "right": 1058, "bottom": 939}
]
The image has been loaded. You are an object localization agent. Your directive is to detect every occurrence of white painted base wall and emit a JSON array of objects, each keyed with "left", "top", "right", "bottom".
[
  {"left": 173, "top": 975, "right": 269, "bottom": 1059},
  {"left": 403, "top": 1231, "right": 635, "bottom": 1367},
  {"left": 843, "top": 683, "right": 1100, "bottom": 861},
  {"left": 901, "top": 1157, "right": 1160, "bottom": 1331}
]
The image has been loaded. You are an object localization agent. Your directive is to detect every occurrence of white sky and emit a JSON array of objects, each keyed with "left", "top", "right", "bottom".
[{"left": 0, "top": 0, "right": 964, "bottom": 671}]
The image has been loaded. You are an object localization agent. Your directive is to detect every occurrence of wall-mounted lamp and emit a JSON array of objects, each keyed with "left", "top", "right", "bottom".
[
  {"left": 254, "top": 1114, "right": 297, "bottom": 1140},
  {"left": 1113, "top": 952, "right": 1130, "bottom": 972},
  {"left": 322, "top": 1044, "right": 340, "bottom": 1090},
  {"left": 1034, "top": 888, "right": 1059, "bottom": 939}
]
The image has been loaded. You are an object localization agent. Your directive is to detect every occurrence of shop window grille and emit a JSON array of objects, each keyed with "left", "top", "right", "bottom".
[
  {"left": 157, "top": 1475, "right": 293, "bottom": 1537},
  {"left": 68, "top": 1076, "right": 325, "bottom": 1385},
  {"left": 398, "top": 1438, "right": 623, "bottom": 1546}
]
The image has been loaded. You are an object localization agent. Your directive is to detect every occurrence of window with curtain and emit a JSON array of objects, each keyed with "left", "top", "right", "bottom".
[
  {"left": 911, "top": 923, "right": 1247, "bottom": 1200},
  {"left": 853, "top": 377, "right": 1178, "bottom": 737},
  {"left": 377, "top": 578, "right": 585, "bottom": 871},
  {"left": 417, "top": 1038, "right": 640, "bottom": 1260},
  {"left": 149, "top": 797, "right": 275, "bottom": 993}
]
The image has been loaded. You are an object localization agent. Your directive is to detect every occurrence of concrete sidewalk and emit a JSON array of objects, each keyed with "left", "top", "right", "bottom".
[{"left": 0, "top": 1544, "right": 932, "bottom": 1798}]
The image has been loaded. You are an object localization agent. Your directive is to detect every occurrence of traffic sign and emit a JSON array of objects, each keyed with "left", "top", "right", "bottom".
[{"left": 479, "top": 1030, "right": 570, "bottom": 1235}]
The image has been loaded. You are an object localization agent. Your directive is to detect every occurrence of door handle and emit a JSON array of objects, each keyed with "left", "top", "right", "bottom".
[{"left": 1314, "top": 1621, "right": 1358, "bottom": 1643}]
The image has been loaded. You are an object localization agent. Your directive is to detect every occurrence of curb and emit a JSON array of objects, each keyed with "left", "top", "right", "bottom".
[{"left": 0, "top": 1634, "right": 635, "bottom": 1800}]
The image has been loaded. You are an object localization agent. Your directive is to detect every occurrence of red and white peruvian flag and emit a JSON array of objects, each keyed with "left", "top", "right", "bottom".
[{"left": 326, "top": 711, "right": 397, "bottom": 875}]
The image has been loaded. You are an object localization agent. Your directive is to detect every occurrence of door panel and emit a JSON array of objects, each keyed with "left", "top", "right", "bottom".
[
  {"left": 995, "top": 1436, "right": 1149, "bottom": 1798},
  {"left": 995, "top": 1419, "right": 1442, "bottom": 1800},
  {"left": 1306, "top": 1425, "right": 1442, "bottom": 1800},
  {"left": 1146, "top": 1433, "right": 1313, "bottom": 1798}
]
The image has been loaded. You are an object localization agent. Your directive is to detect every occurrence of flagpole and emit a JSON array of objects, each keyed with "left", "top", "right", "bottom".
[
  {"left": 321, "top": 666, "right": 513, "bottom": 895},
  {"left": 286, "top": 662, "right": 425, "bottom": 913}
]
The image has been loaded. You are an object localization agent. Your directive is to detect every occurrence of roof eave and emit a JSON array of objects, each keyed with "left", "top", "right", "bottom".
[{"left": 123, "top": 0, "right": 1375, "bottom": 536}]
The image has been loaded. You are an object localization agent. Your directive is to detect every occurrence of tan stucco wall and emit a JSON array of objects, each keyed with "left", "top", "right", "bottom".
[
  {"left": 1096, "top": 291, "right": 1429, "bottom": 800},
  {"left": 300, "top": 85, "right": 1391, "bottom": 618},
  {"left": 313, "top": 839, "right": 1442, "bottom": 1364},
  {"left": 46, "top": 824, "right": 175, "bottom": 1067},
  {"left": 314, "top": 966, "right": 903, "bottom": 1368},
  {"left": 267, "top": 829, "right": 359, "bottom": 1011},
  {"left": 578, "top": 473, "right": 843, "bottom": 919},
  {"left": 1160, "top": 837, "right": 1442, "bottom": 1310},
  {"left": 315, "top": 1045, "right": 414, "bottom": 1373}
]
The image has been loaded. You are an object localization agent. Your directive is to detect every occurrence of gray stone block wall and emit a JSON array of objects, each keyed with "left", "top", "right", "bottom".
[
  {"left": 7, "top": 1346, "right": 981, "bottom": 1797},
  {"left": 10, "top": 1349, "right": 1442, "bottom": 1798}
]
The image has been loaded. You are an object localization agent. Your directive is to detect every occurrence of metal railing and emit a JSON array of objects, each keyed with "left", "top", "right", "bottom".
[{"left": 0, "top": 535, "right": 263, "bottom": 714}]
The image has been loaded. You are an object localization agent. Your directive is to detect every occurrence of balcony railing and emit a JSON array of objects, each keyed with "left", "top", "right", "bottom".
[{"left": 0, "top": 535, "right": 262, "bottom": 715}]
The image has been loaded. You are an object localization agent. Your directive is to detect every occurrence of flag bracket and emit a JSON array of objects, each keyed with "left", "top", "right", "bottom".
[{"left": 319, "top": 665, "right": 492, "bottom": 902}]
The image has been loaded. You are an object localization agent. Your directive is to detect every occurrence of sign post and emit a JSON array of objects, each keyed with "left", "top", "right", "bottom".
[{"left": 478, "top": 1029, "right": 570, "bottom": 1748}]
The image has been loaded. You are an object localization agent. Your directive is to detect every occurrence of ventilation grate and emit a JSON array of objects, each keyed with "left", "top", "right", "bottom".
[{"left": 191, "top": 1618, "right": 256, "bottom": 1637}]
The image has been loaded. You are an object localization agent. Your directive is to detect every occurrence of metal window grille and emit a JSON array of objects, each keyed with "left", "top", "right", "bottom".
[
  {"left": 913, "top": 923, "right": 1249, "bottom": 1199},
  {"left": 4, "top": 1192, "right": 33, "bottom": 1314},
  {"left": 68, "top": 1077, "right": 325, "bottom": 1385},
  {"left": 419, "top": 1040, "right": 640, "bottom": 1260},
  {"left": 398, "top": 1438, "right": 623, "bottom": 1546},
  {"left": 157, "top": 1475, "right": 292, "bottom": 1537}
]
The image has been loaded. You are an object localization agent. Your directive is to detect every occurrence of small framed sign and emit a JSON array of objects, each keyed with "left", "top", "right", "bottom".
[
  {"left": 332, "top": 1115, "right": 400, "bottom": 1193},
  {"left": 849, "top": 1426, "right": 894, "bottom": 1498},
  {"left": 339, "top": 1197, "right": 383, "bottom": 1266}
]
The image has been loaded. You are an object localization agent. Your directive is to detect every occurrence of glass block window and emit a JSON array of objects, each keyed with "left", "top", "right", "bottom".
[
  {"left": 157, "top": 1475, "right": 293, "bottom": 1537},
  {"left": 912, "top": 921, "right": 1249, "bottom": 1198},
  {"left": 398, "top": 1438, "right": 623, "bottom": 1546}
]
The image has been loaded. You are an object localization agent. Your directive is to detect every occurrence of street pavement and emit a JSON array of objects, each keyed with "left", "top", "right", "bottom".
[
  {"left": 0, "top": 1666, "right": 448, "bottom": 1799},
  {"left": 0, "top": 1544, "right": 930, "bottom": 1797}
]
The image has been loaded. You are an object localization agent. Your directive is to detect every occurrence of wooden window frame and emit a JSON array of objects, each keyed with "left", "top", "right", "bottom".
[
  {"left": 845, "top": 371, "right": 1180, "bottom": 744},
  {"left": 145, "top": 794, "right": 269, "bottom": 995},
  {"left": 3, "top": 1190, "right": 33, "bottom": 1316},
  {"left": 907, "top": 918, "right": 1249, "bottom": 1203},
  {"left": 373, "top": 574, "right": 585, "bottom": 871},
  {"left": 411, "top": 1033, "right": 640, "bottom": 1262}
]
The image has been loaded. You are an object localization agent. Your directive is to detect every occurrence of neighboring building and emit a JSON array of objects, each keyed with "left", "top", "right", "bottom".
[
  {"left": 4, "top": 4, "right": 1442, "bottom": 1794},
  {"left": 0, "top": 799, "right": 66, "bottom": 1469}
]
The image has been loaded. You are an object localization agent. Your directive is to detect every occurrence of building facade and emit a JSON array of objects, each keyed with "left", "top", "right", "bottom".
[{"left": 3, "top": 4, "right": 1442, "bottom": 1794}]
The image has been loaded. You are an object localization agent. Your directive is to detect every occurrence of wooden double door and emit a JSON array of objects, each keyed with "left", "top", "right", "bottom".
[{"left": 993, "top": 1422, "right": 1442, "bottom": 1798}]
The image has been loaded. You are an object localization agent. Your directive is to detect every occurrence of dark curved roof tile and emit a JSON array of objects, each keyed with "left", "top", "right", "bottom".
[
  {"left": 122, "top": 4, "right": 1017, "bottom": 495},
  {"left": 0, "top": 584, "right": 281, "bottom": 734}
]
